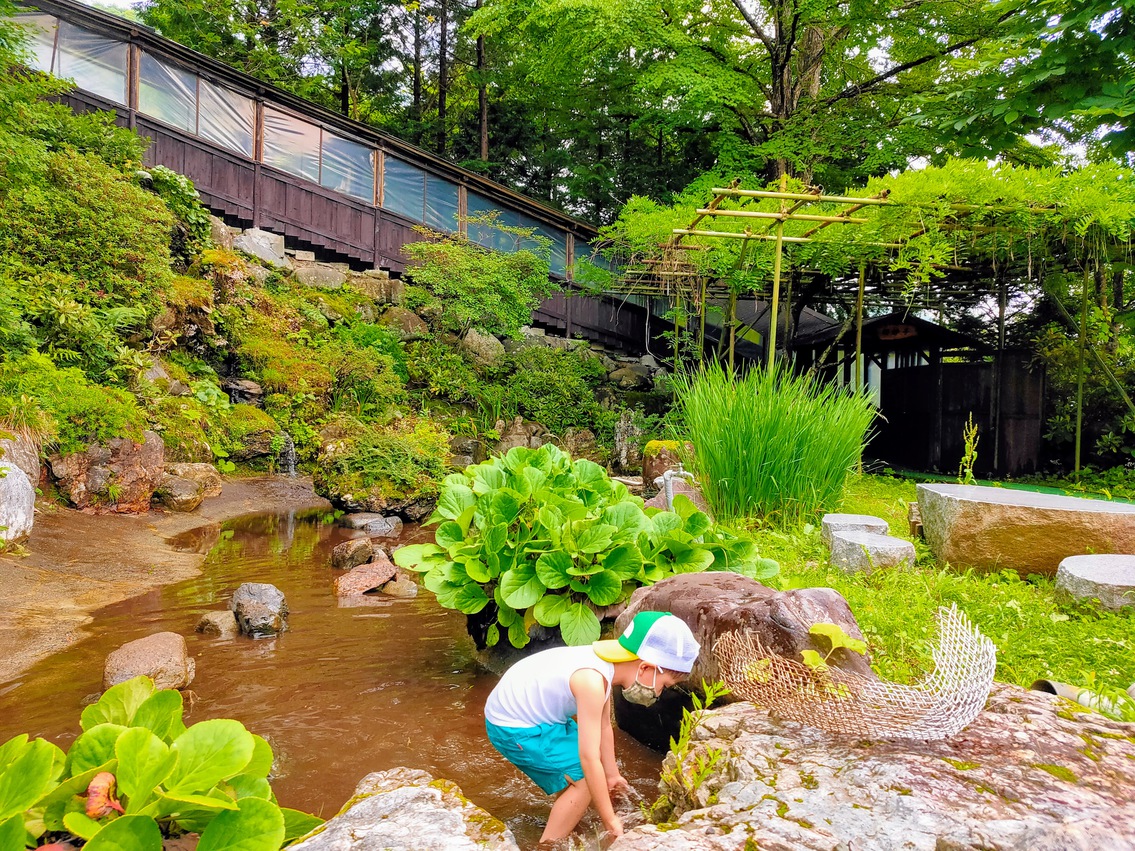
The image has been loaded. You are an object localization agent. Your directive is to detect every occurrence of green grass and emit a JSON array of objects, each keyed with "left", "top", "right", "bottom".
[
  {"left": 673, "top": 363, "right": 876, "bottom": 525},
  {"left": 741, "top": 473, "right": 1135, "bottom": 694}
]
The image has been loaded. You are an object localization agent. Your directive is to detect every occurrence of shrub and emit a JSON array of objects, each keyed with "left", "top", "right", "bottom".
[
  {"left": 504, "top": 347, "right": 607, "bottom": 434},
  {"left": 404, "top": 338, "right": 481, "bottom": 402},
  {"left": 394, "top": 444, "right": 778, "bottom": 647},
  {"left": 315, "top": 417, "right": 451, "bottom": 503},
  {"left": 147, "top": 165, "right": 212, "bottom": 267},
  {"left": 221, "top": 404, "right": 278, "bottom": 455},
  {"left": 673, "top": 363, "right": 876, "bottom": 525},
  {"left": 0, "top": 675, "right": 322, "bottom": 849},
  {"left": 0, "top": 353, "right": 146, "bottom": 455}
]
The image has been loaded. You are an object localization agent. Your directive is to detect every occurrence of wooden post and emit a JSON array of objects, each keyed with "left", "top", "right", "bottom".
[
  {"left": 1074, "top": 268, "right": 1089, "bottom": 478},
  {"left": 252, "top": 100, "right": 264, "bottom": 229},
  {"left": 673, "top": 297, "right": 682, "bottom": 366},
  {"left": 698, "top": 276, "right": 707, "bottom": 364},
  {"left": 767, "top": 174, "right": 788, "bottom": 369},
  {"left": 728, "top": 291, "right": 737, "bottom": 370},
  {"left": 993, "top": 272, "right": 1006, "bottom": 472},
  {"left": 855, "top": 263, "right": 865, "bottom": 391}
]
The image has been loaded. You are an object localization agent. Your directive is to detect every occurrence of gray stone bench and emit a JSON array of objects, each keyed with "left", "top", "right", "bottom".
[
  {"left": 917, "top": 484, "right": 1135, "bottom": 576},
  {"left": 830, "top": 530, "right": 916, "bottom": 574},
  {"left": 1055, "top": 555, "right": 1135, "bottom": 610},
  {"left": 822, "top": 513, "right": 889, "bottom": 548}
]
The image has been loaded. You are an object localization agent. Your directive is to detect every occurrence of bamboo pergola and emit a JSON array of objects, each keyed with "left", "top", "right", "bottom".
[{"left": 602, "top": 179, "right": 1132, "bottom": 475}]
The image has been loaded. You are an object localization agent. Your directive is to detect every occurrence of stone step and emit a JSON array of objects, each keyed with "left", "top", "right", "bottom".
[
  {"left": 1055, "top": 554, "right": 1135, "bottom": 611},
  {"left": 829, "top": 530, "right": 916, "bottom": 575},
  {"left": 821, "top": 513, "right": 889, "bottom": 548}
]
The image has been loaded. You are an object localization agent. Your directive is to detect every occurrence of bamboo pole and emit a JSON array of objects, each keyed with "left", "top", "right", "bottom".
[
  {"left": 767, "top": 175, "right": 788, "bottom": 369},
  {"left": 855, "top": 263, "right": 866, "bottom": 391},
  {"left": 1074, "top": 269, "right": 1089, "bottom": 478},
  {"left": 698, "top": 277, "right": 707, "bottom": 364},
  {"left": 696, "top": 209, "right": 867, "bottom": 224},
  {"left": 672, "top": 229, "right": 904, "bottom": 249},
  {"left": 728, "top": 291, "right": 737, "bottom": 371}
]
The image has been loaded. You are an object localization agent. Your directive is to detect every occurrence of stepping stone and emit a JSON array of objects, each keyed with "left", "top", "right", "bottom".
[
  {"left": 830, "top": 531, "right": 915, "bottom": 575},
  {"left": 822, "top": 513, "right": 889, "bottom": 548},
  {"left": 1055, "top": 555, "right": 1135, "bottom": 611},
  {"left": 917, "top": 483, "right": 1135, "bottom": 576}
]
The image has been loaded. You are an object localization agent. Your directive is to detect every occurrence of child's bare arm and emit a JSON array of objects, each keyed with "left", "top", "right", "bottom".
[
  {"left": 600, "top": 698, "right": 627, "bottom": 790},
  {"left": 572, "top": 669, "right": 623, "bottom": 836}
]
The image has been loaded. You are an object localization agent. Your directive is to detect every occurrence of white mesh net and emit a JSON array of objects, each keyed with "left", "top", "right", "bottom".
[{"left": 714, "top": 604, "right": 997, "bottom": 740}]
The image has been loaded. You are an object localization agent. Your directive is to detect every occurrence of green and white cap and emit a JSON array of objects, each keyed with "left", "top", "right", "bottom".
[{"left": 593, "top": 611, "right": 700, "bottom": 673}]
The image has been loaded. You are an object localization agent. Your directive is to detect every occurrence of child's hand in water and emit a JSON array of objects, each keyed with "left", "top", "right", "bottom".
[{"left": 607, "top": 772, "right": 629, "bottom": 793}]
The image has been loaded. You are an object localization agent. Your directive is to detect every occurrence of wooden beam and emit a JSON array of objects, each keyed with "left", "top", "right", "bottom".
[{"left": 697, "top": 209, "right": 868, "bottom": 224}]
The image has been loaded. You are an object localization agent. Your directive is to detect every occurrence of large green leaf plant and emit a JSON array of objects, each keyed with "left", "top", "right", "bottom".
[
  {"left": 394, "top": 444, "right": 778, "bottom": 647},
  {"left": 0, "top": 677, "right": 322, "bottom": 850}
]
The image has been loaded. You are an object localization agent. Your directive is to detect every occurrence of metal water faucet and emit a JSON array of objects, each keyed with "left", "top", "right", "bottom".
[{"left": 658, "top": 463, "right": 696, "bottom": 512}]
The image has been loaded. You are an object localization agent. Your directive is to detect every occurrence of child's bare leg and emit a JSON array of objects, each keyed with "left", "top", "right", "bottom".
[{"left": 541, "top": 776, "right": 591, "bottom": 843}]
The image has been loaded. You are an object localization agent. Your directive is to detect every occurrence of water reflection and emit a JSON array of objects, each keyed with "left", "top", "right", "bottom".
[{"left": 0, "top": 510, "right": 662, "bottom": 849}]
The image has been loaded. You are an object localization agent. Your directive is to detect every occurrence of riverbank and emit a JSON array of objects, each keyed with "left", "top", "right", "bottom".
[{"left": 0, "top": 476, "right": 330, "bottom": 683}]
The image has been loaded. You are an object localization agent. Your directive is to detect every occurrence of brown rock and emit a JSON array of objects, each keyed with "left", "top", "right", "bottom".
[
  {"left": 154, "top": 473, "right": 204, "bottom": 512},
  {"left": 641, "top": 440, "right": 692, "bottom": 487},
  {"left": 195, "top": 611, "right": 240, "bottom": 639},
  {"left": 494, "top": 417, "right": 553, "bottom": 453},
  {"left": 0, "top": 431, "right": 41, "bottom": 486},
  {"left": 643, "top": 478, "right": 711, "bottom": 515},
  {"left": 335, "top": 553, "right": 397, "bottom": 596},
  {"left": 48, "top": 430, "right": 165, "bottom": 512},
  {"left": 608, "top": 365, "right": 653, "bottom": 389},
  {"left": 381, "top": 570, "right": 420, "bottom": 598},
  {"left": 918, "top": 483, "right": 1135, "bottom": 577},
  {"left": 377, "top": 307, "right": 429, "bottom": 340},
  {"left": 331, "top": 537, "right": 374, "bottom": 571},
  {"left": 562, "top": 428, "right": 602, "bottom": 463},
  {"left": 164, "top": 462, "right": 223, "bottom": 498},
  {"left": 349, "top": 273, "right": 404, "bottom": 305},
  {"left": 103, "top": 631, "right": 195, "bottom": 690},
  {"left": 615, "top": 683, "right": 1135, "bottom": 851},
  {"left": 230, "top": 583, "right": 288, "bottom": 637}
]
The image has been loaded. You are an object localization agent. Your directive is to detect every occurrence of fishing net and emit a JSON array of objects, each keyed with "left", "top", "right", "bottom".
[{"left": 714, "top": 604, "right": 996, "bottom": 740}]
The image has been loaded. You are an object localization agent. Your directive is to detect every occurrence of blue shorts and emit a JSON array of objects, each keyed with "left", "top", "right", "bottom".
[{"left": 485, "top": 718, "right": 583, "bottom": 795}]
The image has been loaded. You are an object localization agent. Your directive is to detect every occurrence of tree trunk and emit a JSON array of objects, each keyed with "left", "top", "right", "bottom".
[
  {"left": 338, "top": 20, "right": 350, "bottom": 116},
  {"left": 412, "top": 6, "right": 423, "bottom": 146},
  {"left": 437, "top": 0, "right": 449, "bottom": 156},
  {"left": 476, "top": 0, "right": 488, "bottom": 161}
]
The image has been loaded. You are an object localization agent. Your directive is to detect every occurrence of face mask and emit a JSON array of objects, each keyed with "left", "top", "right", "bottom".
[{"left": 623, "top": 666, "right": 660, "bottom": 707}]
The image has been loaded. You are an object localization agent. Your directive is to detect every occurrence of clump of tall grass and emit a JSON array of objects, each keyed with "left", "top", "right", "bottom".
[{"left": 672, "top": 363, "right": 876, "bottom": 525}]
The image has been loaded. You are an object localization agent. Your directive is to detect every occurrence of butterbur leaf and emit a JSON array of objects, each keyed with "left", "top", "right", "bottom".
[
  {"left": 800, "top": 649, "right": 829, "bottom": 671},
  {"left": 670, "top": 494, "right": 699, "bottom": 521},
  {"left": 600, "top": 502, "right": 648, "bottom": 538},
  {"left": 486, "top": 623, "right": 500, "bottom": 647},
  {"left": 683, "top": 511, "right": 712, "bottom": 537},
  {"left": 471, "top": 465, "right": 506, "bottom": 494},
  {"left": 84, "top": 771, "right": 125, "bottom": 817},
  {"left": 196, "top": 796, "right": 286, "bottom": 851},
  {"left": 507, "top": 620, "right": 531, "bottom": 649},
  {"left": 242, "top": 735, "right": 274, "bottom": 780},
  {"left": 601, "top": 545, "right": 643, "bottom": 580},
  {"left": 809, "top": 623, "right": 867, "bottom": 656},
  {"left": 464, "top": 557, "right": 493, "bottom": 583},
  {"left": 225, "top": 774, "right": 272, "bottom": 800},
  {"left": 454, "top": 583, "right": 490, "bottom": 614},
  {"left": 658, "top": 541, "right": 714, "bottom": 574},
  {"left": 560, "top": 602, "right": 601, "bottom": 645},
  {"left": 0, "top": 736, "right": 58, "bottom": 820},
  {"left": 437, "top": 485, "right": 476, "bottom": 520},
  {"left": 67, "top": 725, "right": 128, "bottom": 776},
  {"left": 0, "top": 735, "right": 29, "bottom": 772},
  {"left": 435, "top": 521, "right": 465, "bottom": 550},
  {"left": 650, "top": 512, "right": 683, "bottom": 537},
  {"left": 63, "top": 811, "right": 105, "bottom": 840},
  {"left": 572, "top": 459, "right": 607, "bottom": 490},
  {"left": 499, "top": 564, "right": 546, "bottom": 610},
  {"left": 160, "top": 791, "right": 239, "bottom": 812},
  {"left": 166, "top": 719, "right": 255, "bottom": 794},
  {"left": 115, "top": 728, "right": 174, "bottom": 813},
  {"left": 571, "top": 570, "right": 622, "bottom": 607},
  {"left": 0, "top": 815, "right": 23, "bottom": 849},
  {"left": 81, "top": 814, "right": 162, "bottom": 851},
  {"left": 576, "top": 524, "right": 616, "bottom": 554},
  {"left": 565, "top": 557, "right": 602, "bottom": 577},
  {"left": 281, "top": 808, "right": 324, "bottom": 843},
  {"left": 535, "top": 551, "right": 573, "bottom": 589},
  {"left": 80, "top": 677, "right": 155, "bottom": 731},
  {"left": 131, "top": 689, "right": 184, "bottom": 742},
  {"left": 533, "top": 593, "right": 572, "bottom": 627},
  {"left": 393, "top": 544, "right": 445, "bottom": 571},
  {"left": 753, "top": 557, "right": 780, "bottom": 580}
]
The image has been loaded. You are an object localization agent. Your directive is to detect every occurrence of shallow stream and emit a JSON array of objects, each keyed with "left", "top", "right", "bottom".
[{"left": 0, "top": 510, "right": 662, "bottom": 849}]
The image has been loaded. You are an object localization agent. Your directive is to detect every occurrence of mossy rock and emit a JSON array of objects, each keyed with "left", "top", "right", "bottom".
[{"left": 223, "top": 404, "right": 279, "bottom": 461}]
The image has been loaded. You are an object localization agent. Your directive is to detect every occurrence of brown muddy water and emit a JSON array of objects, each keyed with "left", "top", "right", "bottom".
[{"left": 0, "top": 510, "right": 662, "bottom": 849}]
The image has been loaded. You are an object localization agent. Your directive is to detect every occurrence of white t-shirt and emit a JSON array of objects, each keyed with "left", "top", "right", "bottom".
[{"left": 485, "top": 645, "right": 615, "bottom": 728}]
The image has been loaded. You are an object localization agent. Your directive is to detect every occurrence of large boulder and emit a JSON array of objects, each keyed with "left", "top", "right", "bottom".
[
  {"left": 378, "top": 307, "right": 429, "bottom": 341},
  {"left": 232, "top": 227, "right": 292, "bottom": 270},
  {"left": 0, "top": 462, "right": 35, "bottom": 543},
  {"left": 643, "top": 478, "right": 710, "bottom": 515},
  {"left": 1055, "top": 554, "right": 1135, "bottom": 610},
  {"left": 829, "top": 530, "right": 915, "bottom": 574},
  {"left": 295, "top": 262, "right": 347, "bottom": 290},
  {"left": 348, "top": 270, "right": 404, "bottom": 305},
  {"left": 289, "top": 768, "right": 519, "bottom": 850},
  {"left": 641, "top": 440, "right": 691, "bottom": 488},
  {"left": 609, "top": 365, "right": 653, "bottom": 389},
  {"left": 460, "top": 328, "right": 506, "bottom": 366},
  {"left": 918, "top": 483, "right": 1135, "bottom": 576},
  {"left": 612, "top": 684, "right": 1135, "bottom": 851},
  {"left": 154, "top": 473, "right": 204, "bottom": 512},
  {"left": 48, "top": 430, "right": 165, "bottom": 512},
  {"left": 0, "top": 431, "right": 41, "bottom": 485},
  {"left": 230, "top": 583, "right": 289, "bottom": 637},
  {"left": 612, "top": 574, "right": 870, "bottom": 749},
  {"left": 164, "top": 462, "right": 223, "bottom": 498},
  {"left": 103, "top": 632, "right": 195, "bottom": 691}
]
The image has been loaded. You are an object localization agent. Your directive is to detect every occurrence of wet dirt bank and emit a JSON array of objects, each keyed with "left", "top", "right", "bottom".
[{"left": 0, "top": 476, "right": 330, "bottom": 682}]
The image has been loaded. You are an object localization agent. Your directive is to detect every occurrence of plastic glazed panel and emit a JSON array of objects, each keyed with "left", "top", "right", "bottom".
[
  {"left": 320, "top": 129, "right": 374, "bottom": 203},
  {"left": 55, "top": 21, "right": 126, "bottom": 105},
  {"left": 197, "top": 78, "right": 255, "bottom": 158},
  {"left": 139, "top": 51, "right": 197, "bottom": 133}
]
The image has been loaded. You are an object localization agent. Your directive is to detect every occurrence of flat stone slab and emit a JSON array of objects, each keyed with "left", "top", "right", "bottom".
[
  {"left": 1056, "top": 554, "right": 1135, "bottom": 610},
  {"left": 339, "top": 512, "right": 403, "bottom": 537},
  {"left": 918, "top": 484, "right": 1135, "bottom": 576},
  {"left": 821, "top": 513, "right": 889, "bottom": 548},
  {"left": 829, "top": 530, "right": 915, "bottom": 574}
]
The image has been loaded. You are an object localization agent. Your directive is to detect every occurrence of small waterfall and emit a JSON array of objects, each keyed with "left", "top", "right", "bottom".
[{"left": 278, "top": 431, "right": 296, "bottom": 477}]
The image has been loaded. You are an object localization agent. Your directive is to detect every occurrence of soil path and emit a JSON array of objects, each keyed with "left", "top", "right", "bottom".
[{"left": 0, "top": 476, "right": 330, "bottom": 683}]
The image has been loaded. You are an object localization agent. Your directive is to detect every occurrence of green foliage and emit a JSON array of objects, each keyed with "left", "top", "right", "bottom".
[
  {"left": 0, "top": 676, "right": 321, "bottom": 848},
  {"left": 958, "top": 413, "right": 980, "bottom": 485},
  {"left": 335, "top": 322, "right": 409, "bottom": 382},
  {"left": 393, "top": 444, "right": 777, "bottom": 647},
  {"left": 404, "top": 338, "right": 481, "bottom": 402},
  {"left": 314, "top": 417, "right": 451, "bottom": 503},
  {"left": 504, "top": 347, "right": 608, "bottom": 436},
  {"left": 0, "top": 353, "right": 145, "bottom": 455},
  {"left": 801, "top": 623, "right": 868, "bottom": 672},
  {"left": 403, "top": 228, "right": 556, "bottom": 338},
  {"left": 657, "top": 680, "right": 731, "bottom": 812},
  {"left": 147, "top": 165, "right": 212, "bottom": 266},
  {"left": 672, "top": 363, "right": 876, "bottom": 525}
]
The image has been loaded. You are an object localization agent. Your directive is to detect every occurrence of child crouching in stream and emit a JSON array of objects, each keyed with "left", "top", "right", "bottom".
[{"left": 484, "top": 611, "right": 700, "bottom": 845}]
